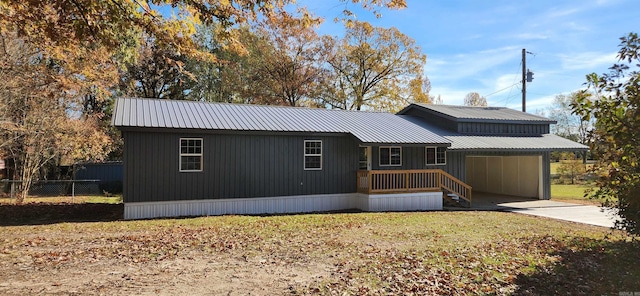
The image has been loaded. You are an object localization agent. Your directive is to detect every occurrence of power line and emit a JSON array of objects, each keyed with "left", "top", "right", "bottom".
[
  {"left": 506, "top": 60, "right": 522, "bottom": 104},
  {"left": 488, "top": 59, "right": 523, "bottom": 106},
  {"left": 484, "top": 82, "right": 521, "bottom": 98},
  {"left": 503, "top": 85, "right": 522, "bottom": 106}
]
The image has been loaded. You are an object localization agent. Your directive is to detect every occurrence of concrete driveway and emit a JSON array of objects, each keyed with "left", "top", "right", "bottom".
[{"left": 467, "top": 193, "right": 619, "bottom": 228}]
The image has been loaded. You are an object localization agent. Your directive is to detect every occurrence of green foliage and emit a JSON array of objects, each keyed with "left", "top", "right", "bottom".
[
  {"left": 555, "top": 153, "right": 587, "bottom": 185},
  {"left": 572, "top": 32, "right": 640, "bottom": 234}
]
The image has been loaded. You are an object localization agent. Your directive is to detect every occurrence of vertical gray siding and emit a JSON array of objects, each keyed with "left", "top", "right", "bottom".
[
  {"left": 458, "top": 122, "right": 549, "bottom": 135},
  {"left": 369, "top": 146, "right": 460, "bottom": 177},
  {"left": 123, "top": 131, "right": 359, "bottom": 203}
]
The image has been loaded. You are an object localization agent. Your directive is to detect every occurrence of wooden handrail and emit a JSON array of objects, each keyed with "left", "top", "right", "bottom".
[
  {"left": 357, "top": 169, "right": 472, "bottom": 206},
  {"left": 439, "top": 170, "right": 472, "bottom": 205}
]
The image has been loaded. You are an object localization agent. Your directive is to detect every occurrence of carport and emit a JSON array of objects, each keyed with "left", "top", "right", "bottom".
[{"left": 466, "top": 155, "right": 543, "bottom": 199}]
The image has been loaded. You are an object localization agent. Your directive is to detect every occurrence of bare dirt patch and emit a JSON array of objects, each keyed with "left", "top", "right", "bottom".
[
  {"left": 0, "top": 202, "right": 123, "bottom": 226},
  {"left": 1, "top": 254, "right": 332, "bottom": 295}
]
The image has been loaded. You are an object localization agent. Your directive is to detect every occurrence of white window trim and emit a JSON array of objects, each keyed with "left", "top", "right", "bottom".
[
  {"left": 304, "top": 140, "right": 322, "bottom": 170},
  {"left": 379, "top": 146, "right": 402, "bottom": 167},
  {"left": 179, "top": 138, "right": 203, "bottom": 172},
  {"left": 358, "top": 145, "right": 372, "bottom": 170},
  {"left": 425, "top": 146, "right": 447, "bottom": 165}
]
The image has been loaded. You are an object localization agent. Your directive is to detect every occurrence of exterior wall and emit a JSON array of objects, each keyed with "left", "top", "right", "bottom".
[
  {"left": 368, "top": 146, "right": 464, "bottom": 181},
  {"left": 457, "top": 122, "right": 549, "bottom": 135},
  {"left": 124, "top": 192, "right": 443, "bottom": 220},
  {"left": 370, "top": 145, "right": 451, "bottom": 170},
  {"left": 122, "top": 130, "right": 359, "bottom": 203}
]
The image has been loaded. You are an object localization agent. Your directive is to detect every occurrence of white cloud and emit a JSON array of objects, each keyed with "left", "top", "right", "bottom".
[
  {"left": 491, "top": 74, "right": 521, "bottom": 94},
  {"left": 545, "top": 7, "right": 581, "bottom": 18},
  {"left": 430, "top": 87, "right": 471, "bottom": 105},
  {"left": 511, "top": 33, "right": 549, "bottom": 40},
  {"left": 426, "top": 46, "right": 520, "bottom": 81},
  {"left": 510, "top": 94, "right": 556, "bottom": 112},
  {"left": 557, "top": 52, "right": 617, "bottom": 71}
]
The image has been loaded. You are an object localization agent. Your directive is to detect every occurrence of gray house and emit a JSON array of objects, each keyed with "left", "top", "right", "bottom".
[{"left": 112, "top": 98, "right": 586, "bottom": 219}]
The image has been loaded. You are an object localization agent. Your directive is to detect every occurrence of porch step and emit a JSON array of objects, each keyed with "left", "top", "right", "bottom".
[{"left": 443, "top": 193, "right": 470, "bottom": 208}]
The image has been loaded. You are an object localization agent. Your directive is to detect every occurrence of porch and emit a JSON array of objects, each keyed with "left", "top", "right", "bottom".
[{"left": 356, "top": 169, "right": 472, "bottom": 207}]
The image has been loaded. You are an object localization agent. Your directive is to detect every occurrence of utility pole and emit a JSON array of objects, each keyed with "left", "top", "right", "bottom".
[
  {"left": 522, "top": 48, "right": 526, "bottom": 112},
  {"left": 522, "top": 49, "right": 534, "bottom": 112}
]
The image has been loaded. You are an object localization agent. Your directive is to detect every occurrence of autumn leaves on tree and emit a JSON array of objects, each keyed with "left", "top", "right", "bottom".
[
  {"left": 0, "top": 0, "right": 420, "bottom": 201},
  {"left": 572, "top": 32, "right": 640, "bottom": 234}
]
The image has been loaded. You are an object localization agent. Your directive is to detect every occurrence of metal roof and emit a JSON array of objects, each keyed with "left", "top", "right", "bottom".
[
  {"left": 112, "top": 98, "right": 451, "bottom": 145},
  {"left": 400, "top": 103, "right": 556, "bottom": 124},
  {"left": 443, "top": 134, "right": 588, "bottom": 151},
  {"left": 401, "top": 115, "right": 588, "bottom": 151}
]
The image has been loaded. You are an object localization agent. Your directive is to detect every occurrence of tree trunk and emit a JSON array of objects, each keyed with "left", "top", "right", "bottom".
[{"left": 16, "top": 150, "right": 41, "bottom": 204}]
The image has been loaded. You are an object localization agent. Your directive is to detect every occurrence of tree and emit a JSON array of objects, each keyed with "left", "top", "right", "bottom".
[
  {"left": 0, "top": 33, "right": 113, "bottom": 203},
  {"left": 547, "top": 93, "right": 592, "bottom": 143},
  {"left": 185, "top": 25, "right": 256, "bottom": 103},
  {"left": 463, "top": 92, "right": 488, "bottom": 106},
  {"left": 119, "top": 37, "right": 196, "bottom": 100},
  {"left": 433, "top": 95, "right": 444, "bottom": 104},
  {"left": 1, "top": 0, "right": 409, "bottom": 107},
  {"left": 321, "top": 21, "right": 427, "bottom": 111},
  {"left": 572, "top": 32, "right": 640, "bottom": 234},
  {"left": 253, "top": 14, "right": 327, "bottom": 106},
  {"left": 556, "top": 152, "right": 587, "bottom": 185},
  {"left": 546, "top": 92, "right": 593, "bottom": 162},
  {"left": 0, "top": 0, "right": 409, "bottom": 202}
]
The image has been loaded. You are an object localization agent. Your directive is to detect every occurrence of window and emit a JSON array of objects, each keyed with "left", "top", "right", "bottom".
[
  {"left": 379, "top": 146, "right": 402, "bottom": 166},
  {"left": 304, "top": 140, "right": 322, "bottom": 170},
  {"left": 359, "top": 146, "right": 371, "bottom": 170},
  {"left": 426, "top": 147, "right": 446, "bottom": 165},
  {"left": 180, "top": 138, "right": 203, "bottom": 172}
]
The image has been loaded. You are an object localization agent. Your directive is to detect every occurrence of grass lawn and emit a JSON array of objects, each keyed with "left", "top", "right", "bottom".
[
  {"left": 0, "top": 205, "right": 638, "bottom": 295},
  {"left": 550, "top": 184, "right": 604, "bottom": 205}
]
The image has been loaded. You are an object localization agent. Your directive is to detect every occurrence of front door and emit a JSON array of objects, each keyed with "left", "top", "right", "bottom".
[{"left": 359, "top": 146, "right": 372, "bottom": 170}]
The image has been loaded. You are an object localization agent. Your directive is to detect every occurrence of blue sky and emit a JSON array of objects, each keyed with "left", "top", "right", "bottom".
[{"left": 297, "top": 0, "right": 639, "bottom": 113}]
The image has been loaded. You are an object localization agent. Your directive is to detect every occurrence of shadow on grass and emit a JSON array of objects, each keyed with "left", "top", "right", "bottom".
[
  {"left": 514, "top": 236, "right": 640, "bottom": 295},
  {"left": 0, "top": 203, "right": 124, "bottom": 226}
]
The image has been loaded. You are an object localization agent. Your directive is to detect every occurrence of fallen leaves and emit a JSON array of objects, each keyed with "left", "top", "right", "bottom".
[{"left": 0, "top": 207, "right": 639, "bottom": 295}]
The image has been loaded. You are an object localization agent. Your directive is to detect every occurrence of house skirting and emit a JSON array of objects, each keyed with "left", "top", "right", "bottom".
[{"left": 124, "top": 192, "right": 443, "bottom": 220}]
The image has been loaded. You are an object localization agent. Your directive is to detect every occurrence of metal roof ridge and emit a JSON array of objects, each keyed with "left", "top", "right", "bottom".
[
  {"left": 118, "top": 97, "right": 394, "bottom": 115},
  {"left": 414, "top": 103, "right": 509, "bottom": 109}
]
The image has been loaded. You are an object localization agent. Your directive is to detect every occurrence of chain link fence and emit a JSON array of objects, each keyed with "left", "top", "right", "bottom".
[{"left": 1, "top": 180, "right": 101, "bottom": 199}]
